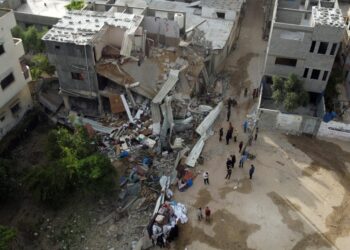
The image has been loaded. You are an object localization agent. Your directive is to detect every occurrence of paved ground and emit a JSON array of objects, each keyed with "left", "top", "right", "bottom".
[{"left": 172, "top": 0, "right": 350, "bottom": 249}]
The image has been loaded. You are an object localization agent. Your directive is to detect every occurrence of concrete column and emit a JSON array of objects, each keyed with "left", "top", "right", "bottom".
[{"left": 62, "top": 95, "right": 71, "bottom": 110}]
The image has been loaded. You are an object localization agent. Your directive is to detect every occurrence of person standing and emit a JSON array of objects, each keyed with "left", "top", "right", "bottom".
[
  {"left": 239, "top": 154, "right": 247, "bottom": 168},
  {"left": 226, "top": 158, "right": 232, "bottom": 170},
  {"left": 227, "top": 108, "right": 231, "bottom": 122},
  {"left": 205, "top": 207, "right": 211, "bottom": 222},
  {"left": 197, "top": 207, "right": 203, "bottom": 221},
  {"left": 226, "top": 130, "right": 230, "bottom": 145},
  {"left": 219, "top": 128, "right": 223, "bottom": 141},
  {"left": 248, "top": 135, "right": 253, "bottom": 146},
  {"left": 243, "top": 120, "right": 248, "bottom": 133},
  {"left": 225, "top": 167, "right": 232, "bottom": 180},
  {"left": 239, "top": 141, "right": 243, "bottom": 153},
  {"left": 249, "top": 164, "right": 255, "bottom": 179},
  {"left": 231, "top": 154, "right": 236, "bottom": 168},
  {"left": 254, "top": 127, "right": 259, "bottom": 141},
  {"left": 203, "top": 171, "right": 209, "bottom": 185},
  {"left": 233, "top": 128, "right": 238, "bottom": 142}
]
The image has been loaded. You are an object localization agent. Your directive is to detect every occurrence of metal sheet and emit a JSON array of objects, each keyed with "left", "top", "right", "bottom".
[
  {"left": 185, "top": 137, "right": 205, "bottom": 167},
  {"left": 196, "top": 101, "right": 223, "bottom": 136},
  {"left": 152, "top": 69, "right": 179, "bottom": 104},
  {"left": 121, "top": 94, "right": 135, "bottom": 123}
]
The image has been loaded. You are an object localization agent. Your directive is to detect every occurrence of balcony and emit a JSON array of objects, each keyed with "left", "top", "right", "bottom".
[{"left": 13, "top": 38, "right": 25, "bottom": 58}]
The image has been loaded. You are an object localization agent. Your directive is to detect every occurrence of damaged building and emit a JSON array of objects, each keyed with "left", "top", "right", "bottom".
[{"left": 42, "top": 0, "right": 243, "bottom": 116}]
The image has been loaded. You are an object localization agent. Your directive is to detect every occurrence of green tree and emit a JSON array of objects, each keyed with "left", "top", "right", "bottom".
[
  {"left": 0, "top": 225, "right": 16, "bottom": 250},
  {"left": 272, "top": 74, "right": 309, "bottom": 112},
  {"left": 25, "top": 127, "right": 117, "bottom": 207},
  {"left": 11, "top": 26, "right": 48, "bottom": 54},
  {"left": 30, "top": 54, "right": 55, "bottom": 80},
  {"left": 65, "top": 0, "right": 85, "bottom": 10}
]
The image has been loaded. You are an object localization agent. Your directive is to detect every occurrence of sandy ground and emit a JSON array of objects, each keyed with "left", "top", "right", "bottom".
[{"left": 172, "top": 0, "right": 350, "bottom": 249}]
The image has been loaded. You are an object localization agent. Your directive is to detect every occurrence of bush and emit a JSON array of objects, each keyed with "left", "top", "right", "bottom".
[
  {"left": 11, "top": 26, "right": 48, "bottom": 54},
  {"left": 272, "top": 74, "right": 309, "bottom": 112},
  {"left": 25, "top": 127, "right": 118, "bottom": 208},
  {"left": 65, "top": 0, "right": 85, "bottom": 10},
  {"left": 0, "top": 225, "right": 16, "bottom": 250}
]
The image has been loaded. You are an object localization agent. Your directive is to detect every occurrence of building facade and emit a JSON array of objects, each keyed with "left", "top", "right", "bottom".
[
  {"left": 264, "top": 0, "right": 345, "bottom": 93},
  {"left": 0, "top": 9, "right": 33, "bottom": 139}
]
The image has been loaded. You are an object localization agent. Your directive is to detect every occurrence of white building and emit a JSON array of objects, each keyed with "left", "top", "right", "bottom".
[
  {"left": 264, "top": 0, "right": 345, "bottom": 94},
  {"left": 0, "top": 8, "right": 33, "bottom": 139}
]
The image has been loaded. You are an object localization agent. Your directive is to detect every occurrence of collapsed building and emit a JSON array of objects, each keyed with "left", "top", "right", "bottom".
[
  {"left": 40, "top": 2, "right": 244, "bottom": 247},
  {"left": 42, "top": 0, "right": 243, "bottom": 116}
]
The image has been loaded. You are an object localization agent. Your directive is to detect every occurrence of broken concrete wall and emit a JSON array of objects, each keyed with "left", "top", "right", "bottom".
[
  {"left": 143, "top": 16, "right": 180, "bottom": 47},
  {"left": 46, "top": 41, "right": 99, "bottom": 96},
  {"left": 94, "top": 26, "right": 126, "bottom": 61}
]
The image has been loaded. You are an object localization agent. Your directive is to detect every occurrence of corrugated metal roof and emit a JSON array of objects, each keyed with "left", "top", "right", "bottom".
[{"left": 152, "top": 70, "right": 179, "bottom": 104}]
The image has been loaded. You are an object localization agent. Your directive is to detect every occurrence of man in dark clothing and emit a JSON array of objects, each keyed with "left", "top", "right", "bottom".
[
  {"left": 254, "top": 127, "right": 259, "bottom": 141},
  {"left": 249, "top": 164, "right": 255, "bottom": 179},
  {"left": 231, "top": 154, "right": 236, "bottom": 168},
  {"left": 226, "top": 130, "right": 230, "bottom": 145},
  {"left": 219, "top": 128, "right": 223, "bottom": 141},
  {"left": 227, "top": 108, "right": 231, "bottom": 122},
  {"left": 225, "top": 167, "right": 232, "bottom": 180},
  {"left": 239, "top": 141, "right": 243, "bottom": 153},
  {"left": 226, "top": 158, "right": 233, "bottom": 170}
]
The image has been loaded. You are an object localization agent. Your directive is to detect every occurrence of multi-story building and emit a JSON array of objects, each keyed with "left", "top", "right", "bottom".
[
  {"left": 0, "top": 8, "right": 33, "bottom": 139},
  {"left": 43, "top": 0, "right": 243, "bottom": 115},
  {"left": 264, "top": 0, "right": 345, "bottom": 94}
]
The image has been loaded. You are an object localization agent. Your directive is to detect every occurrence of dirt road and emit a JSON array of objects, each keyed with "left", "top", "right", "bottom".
[{"left": 172, "top": 0, "right": 350, "bottom": 249}]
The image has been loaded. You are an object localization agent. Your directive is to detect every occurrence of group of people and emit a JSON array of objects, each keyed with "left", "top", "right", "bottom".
[
  {"left": 219, "top": 122, "right": 238, "bottom": 145},
  {"left": 197, "top": 207, "right": 211, "bottom": 222},
  {"left": 225, "top": 154, "right": 255, "bottom": 180}
]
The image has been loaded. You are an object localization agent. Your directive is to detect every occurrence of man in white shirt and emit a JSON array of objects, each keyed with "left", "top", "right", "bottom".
[{"left": 203, "top": 171, "right": 209, "bottom": 185}]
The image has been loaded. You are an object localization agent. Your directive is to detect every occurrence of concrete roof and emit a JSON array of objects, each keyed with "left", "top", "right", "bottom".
[
  {"left": 15, "top": 0, "right": 68, "bottom": 19},
  {"left": 114, "top": 0, "right": 239, "bottom": 50},
  {"left": 312, "top": 6, "right": 345, "bottom": 28},
  {"left": 200, "top": 0, "right": 241, "bottom": 10},
  {"left": 42, "top": 10, "right": 143, "bottom": 45}
]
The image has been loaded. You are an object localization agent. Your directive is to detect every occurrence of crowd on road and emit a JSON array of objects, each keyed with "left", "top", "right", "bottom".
[{"left": 201, "top": 97, "right": 259, "bottom": 222}]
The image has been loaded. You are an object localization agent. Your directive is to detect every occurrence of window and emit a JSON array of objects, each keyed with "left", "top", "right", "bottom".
[
  {"left": 330, "top": 43, "right": 337, "bottom": 55},
  {"left": 275, "top": 57, "right": 297, "bottom": 67},
  {"left": 303, "top": 68, "right": 309, "bottom": 78},
  {"left": 1, "top": 73, "right": 15, "bottom": 90},
  {"left": 55, "top": 45, "right": 60, "bottom": 50},
  {"left": 318, "top": 42, "right": 328, "bottom": 54},
  {"left": 322, "top": 71, "right": 329, "bottom": 81},
  {"left": 311, "top": 69, "right": 321, "bottom": 80},
  {"left": 310, "top": 41, "right": 316, "bottom": 53},
  {"left": 216, "top": 12, "right": 225, "bottom": 19},
  {"left": 0, "top": 44, "right": 4, "bottom": 55},
  {"left": 71, "top": 72, "right": 84, "bottom": 80},
  {"left": 10, "top": 103, "right": 20, "bottom": 115}
]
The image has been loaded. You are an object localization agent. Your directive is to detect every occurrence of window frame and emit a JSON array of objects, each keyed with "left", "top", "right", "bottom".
[
  {"left": 311, "top": 69, "right": 321, "bottom": 80},
  {"left": 322, "top": 71, "right": 329, "bottom": 81},
  {"left": 1, "top": 72, "right": 15, "bottom": 90},
  {"left": 303, "top": 68, "right": 309, "bottom": 78},
  {"left": 71, "top": 72, "right": 84, "bottom": 80},
  {"left": 310, "top": 41, "right": 316, "bottom": 53},
  {"left": 330, "top": 43, "right": 337, "bottom": 56},
  {"left": 0, "top": 44, "right": 4, "bottom": 55},
  {"left": 318, "top": 42, "right": 328, "bottom": 54},
  {"left": 275, "top": 57, "right": 298, "bottom": 67},
  {"left": 10, "top": 103, "right": 21, "bottom": 115}
]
